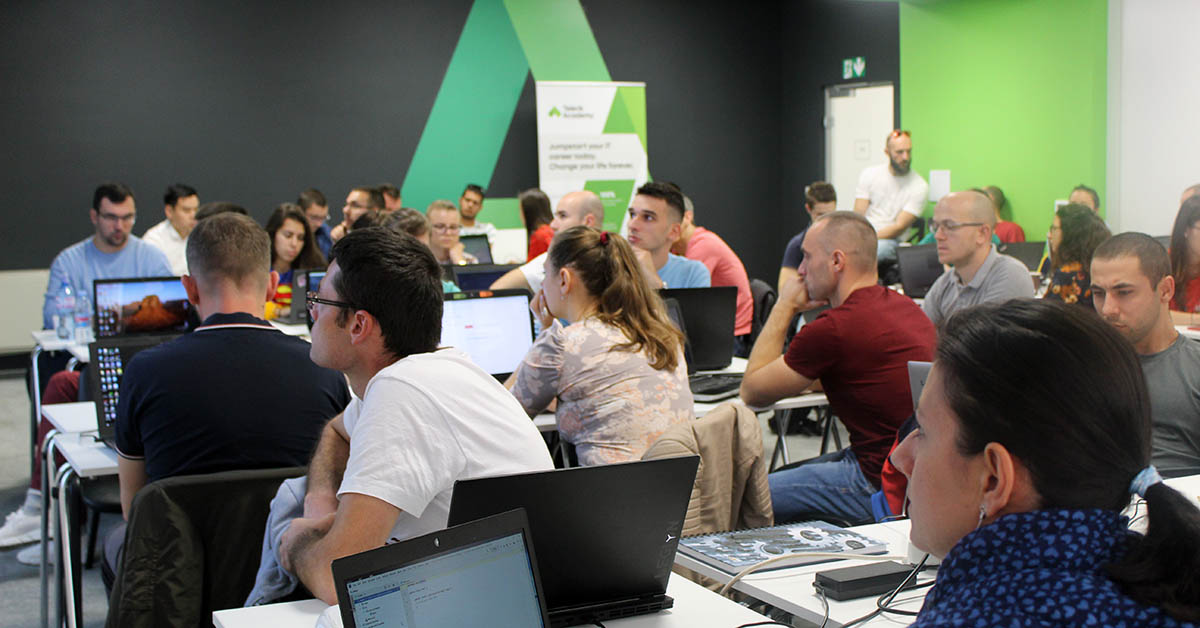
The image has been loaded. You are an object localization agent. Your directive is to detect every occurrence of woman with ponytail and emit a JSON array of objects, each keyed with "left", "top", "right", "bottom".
[
  {"left": 891, "top": 299, "right": 1200, "bottom": 626},
  {"left": 507, "top": 226, "right": 693, "bottom": 465}
]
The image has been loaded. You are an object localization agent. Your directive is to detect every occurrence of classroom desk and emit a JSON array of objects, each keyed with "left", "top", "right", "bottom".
[
  {"left": 674, "top": 519, "right": 922, "bottom": 627},
  {"left": 38, "top": 402, "right": 118, "bottom": 628},
  {"left": 211, "top": 571, "right": 772, "bottom": 628},
  {"left": 1176, "top": 325, "right": 1200, "bottom": 341},
  {"left": 270, "top": 320, "right": 311, "bottom": 337},
  {"left": 28, "top": 330, "right": 93, "bottom": 483}
]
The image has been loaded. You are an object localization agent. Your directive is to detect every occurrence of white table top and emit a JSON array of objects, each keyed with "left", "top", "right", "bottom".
[
  {"left": 271, "top": 320, "right": 311, "bottom": 337},
  {"left": 42, "top": 402, "right": 97, "bottom": 433},
  {"left": 1176, "top": 325, "right": 1200, "bottom": 341},
  {"left": 52, "top": 432, "right": 119, "bottom": 478},
  {"left": 675, "top": 519, "right": 924, "bottom": 627},
  {"left": 31, "top": 328, "right": 93, "bottom": 353},
  {"left": 212, "top": 571, "right": 771, "bottom": 628}
]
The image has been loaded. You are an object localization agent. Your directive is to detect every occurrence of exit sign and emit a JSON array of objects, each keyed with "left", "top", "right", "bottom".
[{"left": 842, "top": 57, "right": 866, "bottom": 79}]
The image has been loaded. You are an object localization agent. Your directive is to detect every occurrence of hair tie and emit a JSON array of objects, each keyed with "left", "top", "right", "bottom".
[
  {"left": 599, "top": 231, "right": 610, "bottom": 246},
  {"left": 1130, "top": 465, "right": 1162, "bottom": 498}
]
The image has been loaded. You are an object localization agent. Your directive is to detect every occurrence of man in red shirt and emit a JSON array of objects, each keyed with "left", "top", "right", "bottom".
[
  {"left": 671, "top": 195, "right": 754, "bottom": 346},
  {"left": 741, "top": 211, "right": 935, "bottom": 524}
]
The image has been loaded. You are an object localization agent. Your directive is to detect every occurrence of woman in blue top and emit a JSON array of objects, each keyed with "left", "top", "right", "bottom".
[{"left": 892, "top": 299, "right": 1200, "bottom": 626}]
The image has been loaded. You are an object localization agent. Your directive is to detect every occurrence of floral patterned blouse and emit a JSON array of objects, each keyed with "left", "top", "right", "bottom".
[
  {"left": 509, "top": 318, "right": 693, "bottom": 466},
  {"left": 1045, "top": 261, "right": 1093, "bottom": 308}
]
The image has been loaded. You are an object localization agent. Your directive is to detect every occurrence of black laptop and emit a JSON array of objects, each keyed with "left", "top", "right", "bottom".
[
  {"left": 332, "top": 508, "right": 551, "bottom": 628},
  {"left": 450, "top": 263, "right": 522, "bottom": 292},
  {"left": 896, "top": 244, "right": 943, "bottom": 298},
  {"left": 997, "top": 241, "right": 1047, "bottom": 272},
  {"left": 92, "top": 276, "right": 196, "bottom": 338},
  {"left": 275, "top": 268, "right": 322, "bottom": 325},
  {"left": 660, "top": 287, "right": 737, "bottom": 371},
  {"left": 302, "top": 269, "right": 328, "bottom": 329},
  {"left": 447, "top": 456, "right": 700, "bottom": 627},
  {"left": 441, "top": 290, "right": 535, "bottom": 380},
  {"left": 89, "top": 334, "right": 181, "bottom": 446},
  {"left": 460, "top": 234, "right": 493, "bottom": 264}
]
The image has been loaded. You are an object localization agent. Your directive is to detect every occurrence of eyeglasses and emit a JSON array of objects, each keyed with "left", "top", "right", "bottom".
[
  {"left": 929, "top": 220, "right": 984, "bottom": 233},
  {"left": 305, "top": 291, "right": 358, "bottom": 316},
  {"left": 431, "top": 223, "right": 461, "bottom": 233},
  {"left": 889, "top": 129, "right": 911, "bottom": 139},
  {"left": 98, "top": 212, "right": 136, "bottom": 224}
]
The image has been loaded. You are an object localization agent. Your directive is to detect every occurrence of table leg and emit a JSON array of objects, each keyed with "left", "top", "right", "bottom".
[
  {"left": 60, "top": 468, "right": 83, "bottom": 628},
  {"left": 40, "top": 430, "right": 59, "bottom": 628},
  {"left": 30, "top": 345, "right": 42, "bottom": 481},
  {"left": 52, "top": 462, "right": 73, "bottom": 628},
  {"left": 818, "top": 407, "right": 841, "bottom": 455},
  {"left": 770, "top": 410, "right": 792, "bottom": 471}
]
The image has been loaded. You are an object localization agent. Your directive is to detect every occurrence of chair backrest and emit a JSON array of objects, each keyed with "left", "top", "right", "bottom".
[
  {"left": 748, "top": 279, "right": 777, "bottom": 348},
  {"left": 106, "top": 466, "right": 305, "bottom": 628}
]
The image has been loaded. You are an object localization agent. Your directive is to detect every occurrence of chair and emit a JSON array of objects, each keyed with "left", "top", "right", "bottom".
[
  {"left": 896, "top": 243, "right": 942, "bottom": 298},
  {"left": 748, "top": 279, "right": 776, "bottom": 351},
  {"left": 642, "top": 401, "right": 772, "bottom": 537},
  {"left": 105, "top": 466, "right": 305, "bottom": 628}
]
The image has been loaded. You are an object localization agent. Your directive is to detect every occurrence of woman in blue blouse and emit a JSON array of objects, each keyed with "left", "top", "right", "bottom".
[{"left": 892, "top": 299, "right": 1200, "bottom": 626}]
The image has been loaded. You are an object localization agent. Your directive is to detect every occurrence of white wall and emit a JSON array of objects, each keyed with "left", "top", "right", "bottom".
[
  {"left": 1108, "top": 0, "right": 1200, "bottom": 236},
  {"left": 0, "top": 269, "right": 50, "bottom": 353}
]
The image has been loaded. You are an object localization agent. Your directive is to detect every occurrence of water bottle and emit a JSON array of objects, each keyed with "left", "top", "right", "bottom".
[
  {"left": 54, "top": 282, "right": 75, "bottom": 340},
  {"left": 74, "top": 291, "right": 91, "bottom": 343}
]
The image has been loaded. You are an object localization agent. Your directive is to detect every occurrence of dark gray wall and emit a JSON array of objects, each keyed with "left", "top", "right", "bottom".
[{"left": 0, "top": 0, "right": 899, "bottom": 284}]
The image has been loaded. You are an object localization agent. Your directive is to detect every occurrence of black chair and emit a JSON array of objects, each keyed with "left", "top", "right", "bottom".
[
  {"left": 896, "top": 244, "right": 942, "bottom": 298},
  {"left": 748, "top": 279, "right": 777, "bottom": 350},
  {"left": 105, "top": 466, "right": 305, "bottom": 628}
]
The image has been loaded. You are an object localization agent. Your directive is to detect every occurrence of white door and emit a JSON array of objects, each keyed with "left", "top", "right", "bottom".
[{"left": 825, "top": 83, "right": 895, "bottom": 212}]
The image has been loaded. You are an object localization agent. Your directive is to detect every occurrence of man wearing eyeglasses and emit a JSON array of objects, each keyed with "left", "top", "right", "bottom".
[
  {"left": 921, "top": 190, "right": 1033, "bottom": 326},
  {"left": 40, "top": 182, "right": 173, "bottom": 330},
  {"left": 853, "top": 130, "right": 929, "bottom": 266},
  {"left": 276, "top": 228, "right": 552, "bottom": 604},
  {"left": 329, "top": 186, "right": 384, "bottom": 243}
]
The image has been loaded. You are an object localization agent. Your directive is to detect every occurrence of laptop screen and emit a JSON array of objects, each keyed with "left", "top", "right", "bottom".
[
  {"left": 451, "top": 264, "right": 521, "bottom": 292},
  {"left": 343, "top": 532, "right": 544, "bottom": 627},
  {"left": 460, "top": 234, "right": 493, "bottom": 264},
  {"left": 441, "top": 290, "right": 534, "bottom": 379},
  {"left": 93, "top": 277, "right": 192, "bottom": 337},
  {"left": 91, "top": 335, "right": 180, "bottom": 440}
]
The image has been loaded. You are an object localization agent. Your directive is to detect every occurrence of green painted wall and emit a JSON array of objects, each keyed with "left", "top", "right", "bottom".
[{"left": 899, "top": 0, "right": 1107, "bottom": 239}]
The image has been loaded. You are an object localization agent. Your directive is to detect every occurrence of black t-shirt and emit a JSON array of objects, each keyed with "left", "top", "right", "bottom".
[
  {"left": 115, "top": 312, "right": 351, "bottom": 482},
  {"left": 780, "top": 229, "right": 809, "bottom": 269}
]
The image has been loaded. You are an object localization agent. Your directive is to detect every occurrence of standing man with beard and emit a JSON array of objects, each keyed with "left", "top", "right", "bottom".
[{"left": 853, "top": 130, "right": 929, "bottom": 266}]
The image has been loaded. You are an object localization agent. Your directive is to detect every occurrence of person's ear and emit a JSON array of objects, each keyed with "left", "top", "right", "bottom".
[
  {"left": 1158, "top": 274, "right": 1175, "bottom": 304},
  {"left": 266, "top": 270, "right": 280, "bottom": 303},
  {"left": 181, "top": 275, "right": 200, "bottom": 306},
  {"left": 979, "top": 441, "right": 1020, "bottom": 522},
  {"left": 668, "top": 220, "right": 682, "bottom": 243},
  {"left": 347, "top": 310, "right": 373, "bottom": 345},
  {"left": 89, "top": 208, "right": 100, "bottom": 228},
  {"left": 830, "top": 249, "right": 846, "bottom": 272},
  {"left": 559, "top": 266, "right": 573, "bottom": 296}
]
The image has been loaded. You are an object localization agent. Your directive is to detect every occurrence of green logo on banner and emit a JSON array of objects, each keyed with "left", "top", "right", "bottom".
[
  {"left": 584, "top": 179, "right": 636, "bottom": 232},
  {"left": 549, "top": 106, "right": 561, "bottom": 117}
]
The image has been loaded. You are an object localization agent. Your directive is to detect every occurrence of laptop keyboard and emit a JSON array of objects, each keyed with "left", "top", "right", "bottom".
[{"left": 688, "top": 373, "right": 743, "bottom": 396}]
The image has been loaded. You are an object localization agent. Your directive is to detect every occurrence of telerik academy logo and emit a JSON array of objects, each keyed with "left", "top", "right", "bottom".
[{"left": 548, "top": 106, "right": 562, "bottom": 117}]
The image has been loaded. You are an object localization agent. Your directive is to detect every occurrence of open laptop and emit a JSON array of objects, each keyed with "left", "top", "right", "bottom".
[
  {"left": 276, "top": 268, "right": 322, "bottom": 325},
  {"left": 660, "top": 287, "right": 739, "bottom": 400},
  {"left": 92, "top": 276, "right": 195, "bottom": 337},
  {"left": 332, "top": 508, "right": 551, "bottom": 628},
  {"left": 460, "top": 234, "right": 493, "bottom": 264},
  {"left": 441, "top": 289, "right": 534, "bottom": 380},
  {"left": 450, "top": 263, "right": 522, "bottom": 292},
  {"left": 90, "top": 334, "right": 182, "bottom": 446},
  {"left": 908, "top": 361, "right": 932, "bottom": 412},
  {"left": 303, "top": 269, "right": 328, "bottom": 329},
  {"left": 896, "top": 244, "right": 942, "bottom": 298},
  {"left": 447, "top": 456, "right": 700, "bottom": 627},
  {"left": 997, "top": 241, "right": 1046, "bottom": 272}
]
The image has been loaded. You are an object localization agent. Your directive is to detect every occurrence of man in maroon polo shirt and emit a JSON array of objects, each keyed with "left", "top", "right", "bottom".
[{"left": 741, "top": 211, "right": 935, "bottom": 524}]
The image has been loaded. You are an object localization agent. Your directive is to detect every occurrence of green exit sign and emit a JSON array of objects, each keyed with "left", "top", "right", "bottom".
[{"left": 842, "top": 57, "right": 866, "bottom": 79}]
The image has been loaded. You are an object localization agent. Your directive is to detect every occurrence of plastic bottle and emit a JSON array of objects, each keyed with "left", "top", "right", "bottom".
[
  {"left": 74, "top": 291, "right": 91, "bottom": 343},
  {"left": 54, "top": 282, "right": 75, "bottom": 340}
]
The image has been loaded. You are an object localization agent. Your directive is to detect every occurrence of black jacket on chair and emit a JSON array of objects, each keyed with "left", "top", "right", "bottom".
[{"left": 105, "top": 466, "right": 306, "bottom": 628}]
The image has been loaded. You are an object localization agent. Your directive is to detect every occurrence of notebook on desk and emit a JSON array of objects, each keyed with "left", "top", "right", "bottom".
[
  {"left": 332, "top": 508, "right": 551, "bottom": 628},
  {"left": 460, "top": 234, "right": 493, "bottom": 264},
  {"left": 89, "top": 334, "right": 182, "bottom": 446},
  {"left": 440, "top": 289, "right": 534, "bottom": 381},
  {"left": 447, "top": 456, "right": 699, "bottom": 628},
  {"left": 92, "top": 276, "right": 196, "bottom": 338}
]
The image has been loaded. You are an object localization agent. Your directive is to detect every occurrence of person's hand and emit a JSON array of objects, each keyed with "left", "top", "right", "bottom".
[
  {"left": 278, "top": 512, "right": 336, "bottom": 574},
  {"left": 329, "top": 223, "right": 347, "bottom": 242},
  {"left": 779, "top": 275, "right": 826, "bottom": 313},
  {"left": 633, "top": 248, "right": 663, "bottom": 288},
  {"left": 449, "top": 242, "right": 467, "bottom": 265},
  {"left": 530, "top": 289, "right": 555, "bottom": 329}
]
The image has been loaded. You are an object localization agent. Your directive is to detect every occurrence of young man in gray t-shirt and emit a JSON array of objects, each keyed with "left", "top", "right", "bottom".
[{"left": 1092, "top": 233, "right": 1200, "bottom": 478}]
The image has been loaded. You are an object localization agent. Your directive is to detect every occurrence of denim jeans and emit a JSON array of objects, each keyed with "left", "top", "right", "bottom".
[{"left": 768, "top": 448, "right": 877, "bottom": 525}]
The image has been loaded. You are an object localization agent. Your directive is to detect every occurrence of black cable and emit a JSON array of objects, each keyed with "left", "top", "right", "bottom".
[
  {"left": 874, "top": 554, "right": 931, "bottom": 618},
  {"left": 734, "top": 622, "right": 792, "bottom": 628}
]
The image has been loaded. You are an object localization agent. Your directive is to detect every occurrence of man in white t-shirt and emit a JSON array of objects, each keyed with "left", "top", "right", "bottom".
[
  {"left": 277, "top": 228, "right": 553, "bottom": 604},
  {"left": 853, "top": 130, "right": 929, "bottom": 265},
  {"left": 489, "top": 190, "right": 605, "bottom": 293},
  {"left": 141, "top": 183, "right": 199, "bottom": 275}
]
